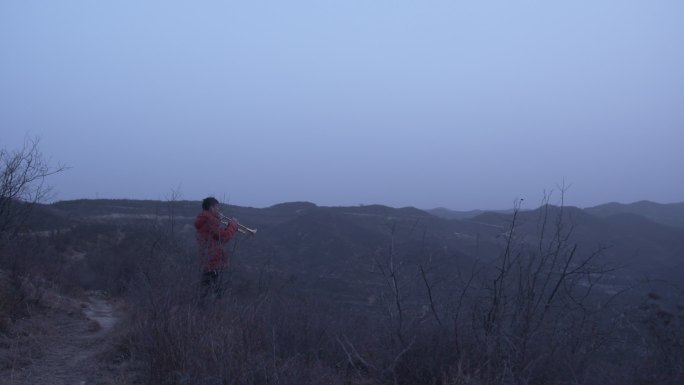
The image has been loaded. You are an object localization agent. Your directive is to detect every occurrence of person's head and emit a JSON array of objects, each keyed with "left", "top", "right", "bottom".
[{"left": 202, "top": 197, "right": 219, "bottom": 211}]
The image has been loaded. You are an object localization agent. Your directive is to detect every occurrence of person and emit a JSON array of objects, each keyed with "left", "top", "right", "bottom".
[{"left": 194, "top": 197, "right": 239, "bottom": 301}]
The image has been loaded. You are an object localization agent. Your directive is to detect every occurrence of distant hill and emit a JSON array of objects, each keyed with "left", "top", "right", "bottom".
[
  {"left": 466, "top": 204, "right": 684, "bottom": 279},
  {"left": 428, "top": 208, "right": 488, "bottom": 220},
  {"left": 428, "top": 207, "right": 516, "bottom": 220},
  {"left": 585, "top": 200, "right": 684, "bottom": 229}
]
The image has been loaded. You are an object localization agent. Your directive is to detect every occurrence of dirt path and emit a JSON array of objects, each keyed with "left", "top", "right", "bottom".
[{"left": 2, "top": 293, "right": 123, "bottom": 385}]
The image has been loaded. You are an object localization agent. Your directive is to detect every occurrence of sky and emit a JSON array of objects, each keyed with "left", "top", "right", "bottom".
[{"left": 1, "top": 0, "right": 683, "bottom": 210}]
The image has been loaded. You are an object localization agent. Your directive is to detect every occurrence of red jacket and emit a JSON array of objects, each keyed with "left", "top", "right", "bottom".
[{"left": 194, "top": 210, "right": 238, "bottom": 271}]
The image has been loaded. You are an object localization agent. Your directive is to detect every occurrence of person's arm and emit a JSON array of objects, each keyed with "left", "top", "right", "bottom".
[{"left": 220, "top": 220, "right": 238, "bottom": 241}]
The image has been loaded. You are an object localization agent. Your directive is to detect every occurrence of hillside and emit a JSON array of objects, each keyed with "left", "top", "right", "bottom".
[
  {"left": 472, "top": 204, "right": 684, "bottom": 280},
  {"left": 427, "top": 207, "right": 516, "bottom": 220},
  {"left": 585, "top": 200, "right": 684, "bottom": 229},
  {"left": 34, "top": 199, "right": 684, "bottom": 296}
]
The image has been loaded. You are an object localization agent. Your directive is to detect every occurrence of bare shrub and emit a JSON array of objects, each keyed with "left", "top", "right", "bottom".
[
  {"left": 0, "top": 137, "right": 65, "bottom": 323},
  {"left": 0, "top": 137, "right": 65, "bottom": 250},
  {"left": 350, "top": 192, "right": 638, "bottom": 385},
  {"left": 437, "top": 197, "right": 621, "bottom": 384}
]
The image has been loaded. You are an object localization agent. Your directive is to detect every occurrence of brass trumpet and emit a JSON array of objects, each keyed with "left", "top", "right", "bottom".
[{"left": 218, "top": 213, "right": 257, "bottom": 236}]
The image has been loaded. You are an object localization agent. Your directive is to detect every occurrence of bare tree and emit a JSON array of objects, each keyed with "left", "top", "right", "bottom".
[{"left": 0, "top": 137, "right": 66, "bottom": 249}]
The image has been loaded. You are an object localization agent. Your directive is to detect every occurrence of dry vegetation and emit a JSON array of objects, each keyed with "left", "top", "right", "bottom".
[
  {"left": 1, "top": 141, "right": 683, "bottom": 384},
  {"left": 65, "top": 200, "right": 676, "bottom": 385}
]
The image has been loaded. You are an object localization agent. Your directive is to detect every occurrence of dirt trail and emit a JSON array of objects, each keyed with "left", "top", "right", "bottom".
[{"left": 3, "top": 294, "right": 122, "bottom": 385}]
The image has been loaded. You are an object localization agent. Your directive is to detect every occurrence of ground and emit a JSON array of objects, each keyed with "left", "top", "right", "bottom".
[{"left": 0, "top": 291, "right": 135, "bottom": 385}]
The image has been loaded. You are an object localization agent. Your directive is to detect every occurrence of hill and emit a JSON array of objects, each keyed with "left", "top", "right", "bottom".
[
  {"left": 585, "top": 200, "right": 684, "bottom": 229},
  {"left": 427, "top": 207, "right": 516, "bottom": 220},
  {"left": 36, "top": 199, "right": 684, "bottom": 297},
  {"left": 465, "top": 204, "right": 684, "bottom": 280}
]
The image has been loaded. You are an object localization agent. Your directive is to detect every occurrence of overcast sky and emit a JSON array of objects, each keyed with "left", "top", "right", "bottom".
[{"left": 1, "top": 1, "right": 682, "bottom": 210}]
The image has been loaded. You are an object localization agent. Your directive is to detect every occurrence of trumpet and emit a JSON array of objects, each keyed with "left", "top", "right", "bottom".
[{"left": 218, "top": 213, "right": 257, "bottom": 236}]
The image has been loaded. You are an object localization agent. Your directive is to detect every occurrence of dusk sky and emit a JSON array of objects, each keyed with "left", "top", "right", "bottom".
[{"left": 2, "top": 1, "right": 682, "bottom": 210}]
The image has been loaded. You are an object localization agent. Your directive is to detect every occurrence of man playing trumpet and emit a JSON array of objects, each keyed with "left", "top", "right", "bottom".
[{"left": 194, "top": 197, "right": 239, "bottom": 301}]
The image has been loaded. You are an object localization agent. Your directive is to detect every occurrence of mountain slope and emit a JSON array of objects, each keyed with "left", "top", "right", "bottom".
[{"left": 585, "top": 200, "right": 684, "bottom": 229}]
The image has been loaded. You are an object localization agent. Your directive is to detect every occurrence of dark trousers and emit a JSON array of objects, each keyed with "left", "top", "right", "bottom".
[{"left": 200, "top": 270, "right": 223, "bottom": 301}]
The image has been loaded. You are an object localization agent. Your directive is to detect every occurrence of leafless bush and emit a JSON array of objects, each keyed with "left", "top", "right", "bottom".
[
  {"left": 0, "top": 137, "right": 65, "bottom": 323},
  {"left": 354, "top": 191, "right": 646, "bottom": 385},
  {"left": 0, "top": 233, "right": 70, "bottom": 328},
  {"left": 436, "top": 196, "right": 622, "bottom": 384},
  {"left": 0, "top": 137, "right": 65, "bottom": 251}
]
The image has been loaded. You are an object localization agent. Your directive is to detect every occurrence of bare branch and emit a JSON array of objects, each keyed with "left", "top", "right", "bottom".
[{"left": 0, "top": 137, "right": 66, "bottom": 248}]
